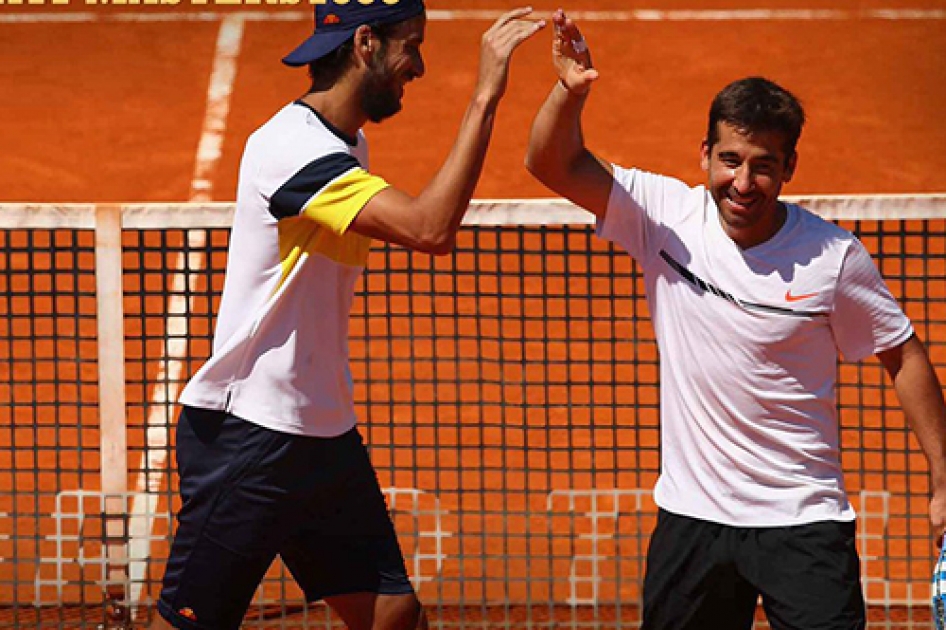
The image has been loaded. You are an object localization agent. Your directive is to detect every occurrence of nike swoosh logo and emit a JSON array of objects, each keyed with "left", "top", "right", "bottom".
[{"left": 785, "top": 289, "right": 819, "bottom": 302}]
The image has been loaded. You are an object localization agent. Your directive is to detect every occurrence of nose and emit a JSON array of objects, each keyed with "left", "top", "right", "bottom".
[
  {"left": 732, "top": 164, "right": 754, "bottom": 194},
  {"left": 412, "top": 52, "right": 426, "bottom": 79}
]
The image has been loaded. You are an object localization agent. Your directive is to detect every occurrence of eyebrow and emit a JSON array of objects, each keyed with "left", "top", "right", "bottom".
[{"left": 718, "top": 150, "right": 779, "bottom": 163}]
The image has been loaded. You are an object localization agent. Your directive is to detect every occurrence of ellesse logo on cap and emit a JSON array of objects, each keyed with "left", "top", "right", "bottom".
[{"left": 178, "top": 607, "right": 197, "bottom": 621}]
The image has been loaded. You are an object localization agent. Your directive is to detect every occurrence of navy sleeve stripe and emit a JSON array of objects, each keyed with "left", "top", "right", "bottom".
[{"left": 269, "top": 153, "right": 361, "bottom": 220}]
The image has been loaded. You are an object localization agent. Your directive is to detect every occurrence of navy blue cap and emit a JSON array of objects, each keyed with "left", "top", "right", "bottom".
[{"left": 283, "top": 0, "right": 426, "bottom": 67}]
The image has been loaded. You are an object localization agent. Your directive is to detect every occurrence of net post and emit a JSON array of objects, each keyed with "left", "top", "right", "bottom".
[{"left": 95, "top": 204, "right": 131, "bottom": 627}]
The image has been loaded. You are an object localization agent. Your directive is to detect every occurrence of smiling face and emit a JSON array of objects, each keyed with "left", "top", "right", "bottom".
[
  {"left": 360, "top": 14, "right": 426, "bottom": 123},
  {"left": 701, "top": 121, "right": 798, "bottom": 249}
]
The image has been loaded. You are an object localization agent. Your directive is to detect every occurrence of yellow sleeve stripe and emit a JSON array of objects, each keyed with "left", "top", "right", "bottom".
[{"left": 301, "top": 167, "right": 389, "bottom": 235}]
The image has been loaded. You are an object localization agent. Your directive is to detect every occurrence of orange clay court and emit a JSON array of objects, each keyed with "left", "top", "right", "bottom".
[
  {"left": 0, "top": 0, "right": 944, "bottom": 628},
  {"left": 1, "top": 0, "right": 945, "bottom": 201}
]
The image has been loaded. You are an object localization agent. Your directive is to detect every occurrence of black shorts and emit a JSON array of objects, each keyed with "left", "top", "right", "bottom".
[
  {"left": 642, "top": 509, "right": 865, "bottom": 630},
  {"left": 157, "top": 406, "right": 413, "bottom": 630}
]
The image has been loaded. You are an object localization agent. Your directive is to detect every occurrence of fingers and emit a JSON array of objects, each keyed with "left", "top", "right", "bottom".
[
  {"left": 549, "top": 8, "right": 597, "bottom": 94},
  {"left": 485, "top": 6, "right": 547, "bottom": 55},
  {"left": 474, "top": 7, "right": 546, "bottom": 103},
  {"left": 491, "top": 6, "right": 540, "bottom": 31},
  {"left": 552, "top": 9, "right": 592, "bottom": 65}
]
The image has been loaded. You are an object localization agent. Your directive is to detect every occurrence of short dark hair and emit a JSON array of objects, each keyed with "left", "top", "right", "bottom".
[
  {"left": 706, "top": 77, "right": 806, "bottom": 157},
  {"left": 307, "top": 21, "right": 400, "bottom": 88}
]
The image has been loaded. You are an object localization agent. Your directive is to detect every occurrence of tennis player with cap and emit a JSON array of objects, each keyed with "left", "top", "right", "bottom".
[
  {"left": 526, "top": 9, "right": 946, "bottom": 630},
  {"left": 150, "top": 2, "right": 544, "bottom": 629}
]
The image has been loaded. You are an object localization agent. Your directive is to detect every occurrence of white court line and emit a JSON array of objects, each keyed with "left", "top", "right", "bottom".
[
  {"left": 125, "top": 13, "right": 244, "bottom": 614},
  {"left": 0, "top": 8, "right": 944, "bottom": 22}
]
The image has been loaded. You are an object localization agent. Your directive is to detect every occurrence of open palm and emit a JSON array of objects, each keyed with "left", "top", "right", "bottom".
[{"left": 551, "top": 9, "right": 598, "bottom": 94}]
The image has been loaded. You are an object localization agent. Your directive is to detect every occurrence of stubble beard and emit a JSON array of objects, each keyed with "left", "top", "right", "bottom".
[{"left": 361, "top": 58, "right": 402, "bottom": 123}]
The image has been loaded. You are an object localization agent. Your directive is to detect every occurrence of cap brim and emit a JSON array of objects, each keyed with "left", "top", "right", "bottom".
[{"left": 282, "top": 29, "right": 355, "bottom": 67}]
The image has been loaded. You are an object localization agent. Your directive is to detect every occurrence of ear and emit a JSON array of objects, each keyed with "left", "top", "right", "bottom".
[
  {"left": 353, "top": 25, "right": 374, "bottom": 64},
  {"left": 783, "top": 151, "right": 798, "bottom": 183},
  {"left": 700, "top": 139, "right": 711, "bottom": 172}
]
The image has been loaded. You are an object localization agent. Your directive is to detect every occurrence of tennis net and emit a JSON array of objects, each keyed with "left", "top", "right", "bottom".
[{"left": 1, "top": 196, "right": 944, "bottom": 628}]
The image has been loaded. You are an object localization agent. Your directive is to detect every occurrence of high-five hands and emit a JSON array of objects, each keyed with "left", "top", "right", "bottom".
[{"left": 552, "top": 8, "right": 598, "bottom": 95}]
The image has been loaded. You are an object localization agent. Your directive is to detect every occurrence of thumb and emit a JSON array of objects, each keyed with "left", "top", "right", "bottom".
[{"left": 569, "top": 67, "right": 599, "bottom": 93}]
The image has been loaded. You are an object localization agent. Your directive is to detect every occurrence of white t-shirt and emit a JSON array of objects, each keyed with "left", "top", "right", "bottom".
[
  {"left": 597, "top": 166, "right": 913, "bottom": 527},
  {"left": 179, "top": 102, "right": 389, "bottom": 437}
]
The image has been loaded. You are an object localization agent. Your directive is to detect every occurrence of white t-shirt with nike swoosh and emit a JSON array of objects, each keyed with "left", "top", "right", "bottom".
[{"left": 597, "top": 165, "right": 913, "bottom": 527}]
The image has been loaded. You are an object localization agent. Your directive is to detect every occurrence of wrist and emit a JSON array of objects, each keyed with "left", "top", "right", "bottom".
[
  {"left": 557, "top": 78, "right": 590, "bottom": 98},
  {"left": 469, "top": 89, "right": 500, "bottom": 115}
]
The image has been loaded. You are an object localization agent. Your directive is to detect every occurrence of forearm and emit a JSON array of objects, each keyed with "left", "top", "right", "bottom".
[
  {"left": 410, "top": 93, "right": 499, "bottom": 248},
  {"left": 525, "top": 81, "right": 590, "bottom": 187},
  {"left": 348, "top": 8, "right": 545, "bottom": 254},
  {"left": 892, "top": 341, "right": 946, "bottom": 487}
]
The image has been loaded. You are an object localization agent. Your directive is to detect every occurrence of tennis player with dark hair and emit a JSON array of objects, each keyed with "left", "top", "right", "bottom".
[
  {"left": 526, "top": 9, "right": 946, "bottom": 630},
  {"left": 150, "top": 3, "right": 544, "bottom": 629}
]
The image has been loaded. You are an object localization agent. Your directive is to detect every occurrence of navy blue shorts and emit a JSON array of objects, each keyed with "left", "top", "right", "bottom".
[
  {"left": 642, "top": 509, "right": 866, "bottom": 630},
  {"left": 157, "top": 406, "right": 413, "bottom": 630}
]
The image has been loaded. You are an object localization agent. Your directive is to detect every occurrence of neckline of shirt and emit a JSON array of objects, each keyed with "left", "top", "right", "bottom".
[
  {"left": 293, "top": 100, "right": 359, "bottom": 147},
  {"left": 703, "top": 188, "right": 799, "bottom": 254}
]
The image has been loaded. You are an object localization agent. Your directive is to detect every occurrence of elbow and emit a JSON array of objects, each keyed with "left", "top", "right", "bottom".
[
  {"left": 525, "top": 135, "right": 566, "bottom": 188},
  {"left": 524, "top": 146, "right": 542, "bottom": 179},
  {"left": 525, "top": 161, "right": 541, "bottom": 187},
  {"left": 525, "top": 148, "right": 542, "bottom": 181},
  {"left": 398, "top": 201, "right": 460, "bottom": 255},
  {"left": 524, "top": 148, "right": 537, "bottom": 174},
  {"left": 428, "top": 235, "right": 456, "bottom": 256},
  {"left": 429, "top": 240, "right": 456, "bottom": 256},
  {"left": 413, "top": 231, "right": 456, "bottom": 256},
  {"left": 525, "top": 149, "right": 558, "bottom": 190}
]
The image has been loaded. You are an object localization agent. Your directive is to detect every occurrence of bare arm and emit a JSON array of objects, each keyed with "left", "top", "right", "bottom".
[
  {"left": 878, "top": 334, "right": 946, "bottom": 541},
  {"left": 351, "top": 8, "right": 545, "bottom": 255},
  {"left": 525, "top": 9, "right": 613, "bottom": 218}
]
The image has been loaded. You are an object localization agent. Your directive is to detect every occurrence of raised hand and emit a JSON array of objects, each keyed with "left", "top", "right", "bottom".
[
  {"left": 552, "top": 8, "right": 598, "bottom": 94},
  {"left": 475, "top": 7, "right": 546, "bottom": 105}
]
